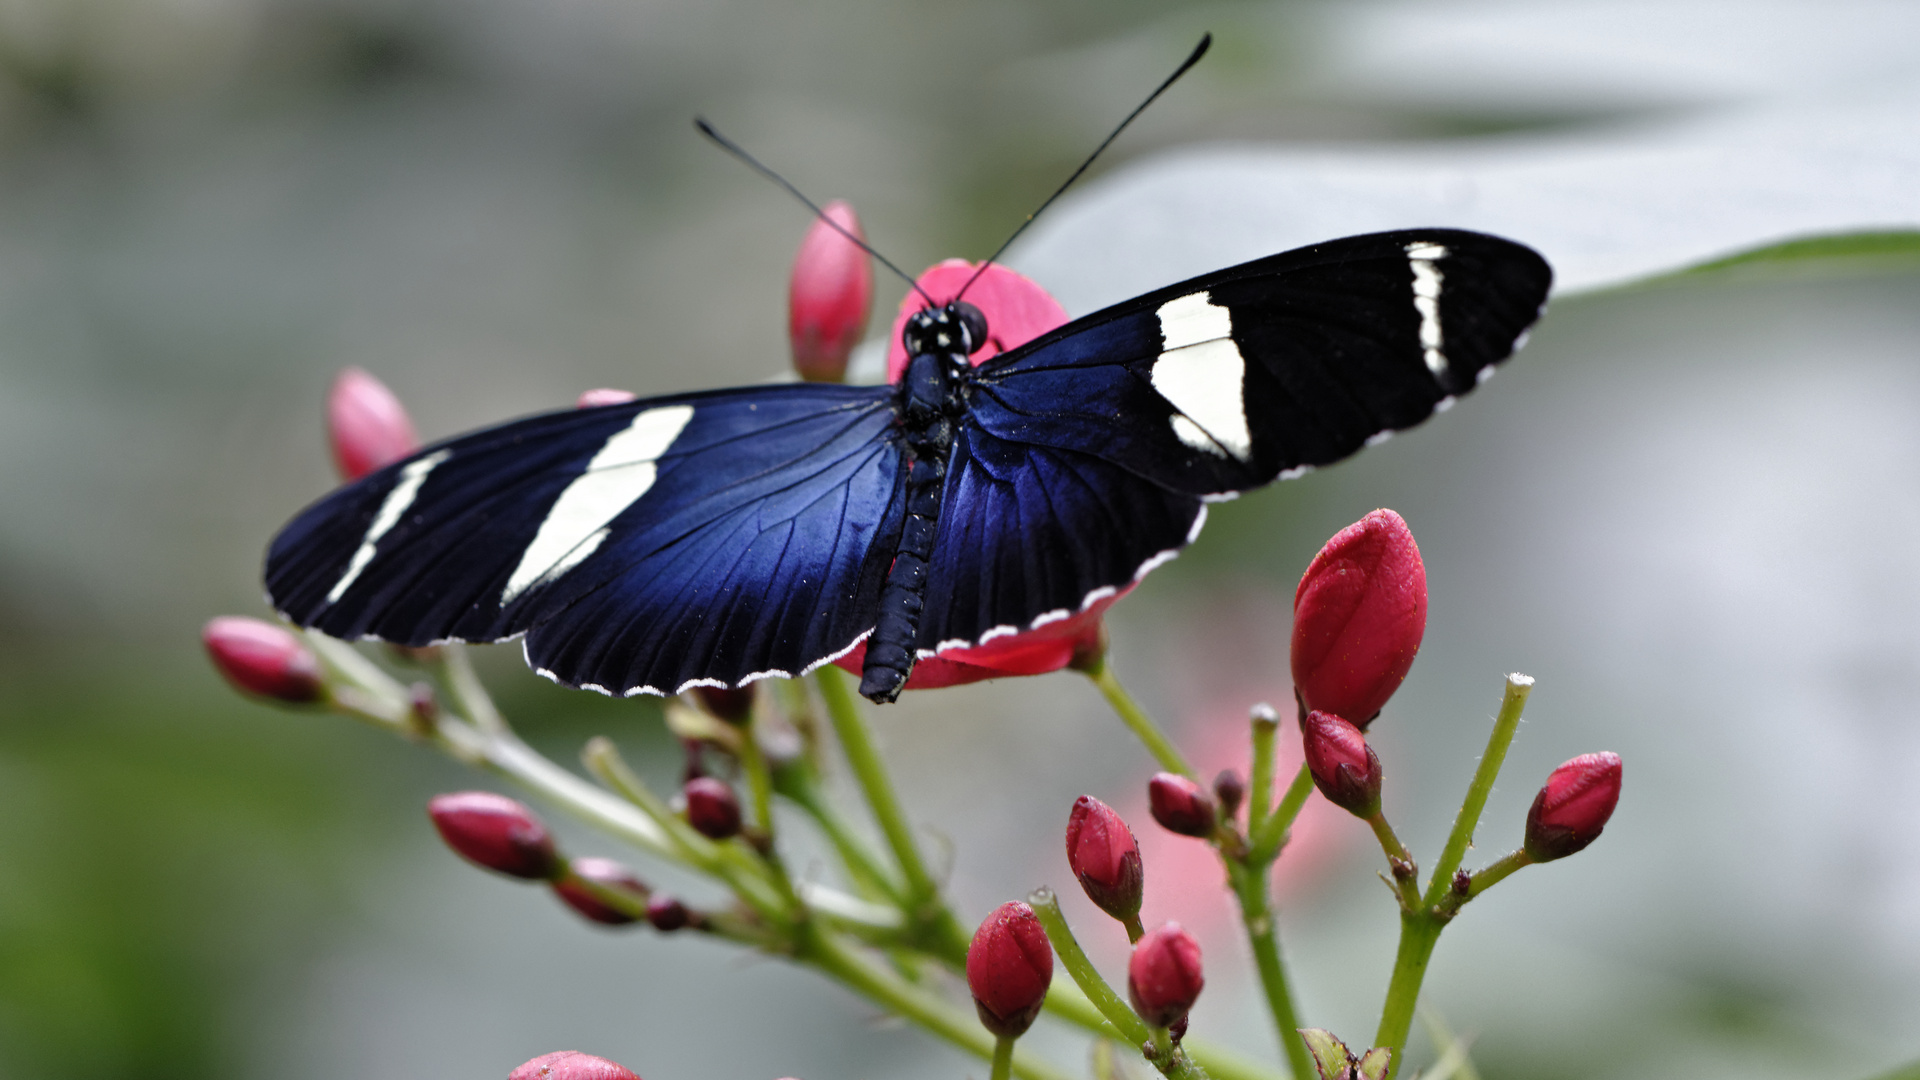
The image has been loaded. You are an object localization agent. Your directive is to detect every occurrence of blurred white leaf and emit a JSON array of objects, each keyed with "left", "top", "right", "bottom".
[{"left": 1011, "top": 0, "right": 1920, "bottom": 306}]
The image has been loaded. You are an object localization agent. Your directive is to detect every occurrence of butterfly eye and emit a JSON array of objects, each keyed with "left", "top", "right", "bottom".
[{"left": 951, "top": 301, "right": 988, "bottom": 354}]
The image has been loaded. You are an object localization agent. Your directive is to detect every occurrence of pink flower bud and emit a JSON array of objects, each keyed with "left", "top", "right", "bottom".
[
  {"left": 552, "top": 857, "right": 650, "bottom": 926},
  {"left": 509, "top": 1051, "right": 642, "bottom": 1080},
  {"left": 427, "top": 792, "right": 560, "bottom": 880},
  {"left": 1291, "top": 510, "right": 1427, "bottom": 728},
  {"left": 788, "top": 200, "right": 872, "bottom": 383},
  {"left": 1301, "top": 711, "right": 1383, "bottom": 818},
  {"left": 1524, "top": 752, "right": 1622, "bottom": 862},
  {"left": 202, "top": 616, "right": 325, "bottom": 703},
  {"left": 576, "top": 388, "right": 639, "bottom": 408},
  {"left": 966, "top": 901, "right": 1054, "bottom": 1038},
  {"left": 1128, "top": 922, "right": 1204, "bottom": 1029},
  {"left": 645, "top": 894, "right": 690, "bottom": 931},
  {"left": 1065, "top": 796, "right": 1143, "bottom": 923},
  {"left": 1147, "top": 773, "right": 1216, "bottom": 838},
  {"left": 689, "top": 685, "right": 756, "bottom": 723},
  {"left": 327, "top": 367, "right": 419, "bottom": 481},
  {"left": 1213, "top": 769, "right": 1246, "bottom": 818},
  {"left": 682, "top": 777, "right": 742, "bottom": 840}
]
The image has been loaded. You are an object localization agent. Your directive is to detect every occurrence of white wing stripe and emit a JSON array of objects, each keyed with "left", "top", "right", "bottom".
[
  {"left": 326, "top": 449, "right": 452, "bottom": 604},
  {"left": 500, "top": 404, "right": 695, "bottom": 605}
]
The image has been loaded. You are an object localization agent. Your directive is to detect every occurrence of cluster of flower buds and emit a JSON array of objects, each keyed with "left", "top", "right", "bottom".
[
  {"left": 965, "top": 901, "right": 1054, "bottom": 1039},
  {"left": 1060, "top": 794, "right": 1207, "bottom": 1036},
  {"left": 1289, "top": 510, "right": 1624, "bottom": 879},
  {"left": 427, "top": 792, "right": 692, "bottom": 932},
  {"left": 510, "top": 1051, "right": 643, "bottom": 1080}
]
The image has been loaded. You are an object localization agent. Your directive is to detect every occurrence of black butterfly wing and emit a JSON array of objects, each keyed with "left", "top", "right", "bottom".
[
  {"left": 911, "top": 229, "right": 1548, "bottom": 656},
  {"left": 969, "top": 228, "right": 1552, "bottom": 498},
  {"left": 266, "top": 383, "right": 905, "bottom": 694}
]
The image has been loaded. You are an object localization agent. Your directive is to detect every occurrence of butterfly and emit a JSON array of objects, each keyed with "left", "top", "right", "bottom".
[{"left": 265, "top": 227, "right": 1551, "bottom": 704}]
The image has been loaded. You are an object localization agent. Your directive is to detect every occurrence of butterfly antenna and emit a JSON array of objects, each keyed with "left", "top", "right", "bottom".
[
  {"left": 955, "top": 32, "right": 1212, "bottom": 304},
  {"left": 694, "top": 117, "right": 937, "bottom": 308}
]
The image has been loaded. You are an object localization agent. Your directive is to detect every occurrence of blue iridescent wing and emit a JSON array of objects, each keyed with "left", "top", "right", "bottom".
[
  {"left": 912, "top": 229, "right": 1548, "bottom": 654},
  {"left": 911, "top": 422, "right": 1203, "bottom": 656},
  {"left": 266, "top": 384, "right": 904, "bottom": 694},
  {"left": 970, "top": 228, "right": 1552, "bottom": 498}
]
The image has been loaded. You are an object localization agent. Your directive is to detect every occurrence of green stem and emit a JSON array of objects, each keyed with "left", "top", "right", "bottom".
[
  {"left": 738, "top": 713, "right": 778, "bottom": 837},
  {"left": 1423, "top": 674, "right": 1534, "bottom": 908},
  {"left": 1372, "top": 915, "right": 1442, "bottom": 1078},
  {"left": 1081, "top": 660, "right": 1192, "bottom": 777},
  {"left": 1228, "top": 860, "right": 1313, "bottom": 1080},
  {"left": 1252, "top": 765, "right": 1314, "bottom": 863},
  {"left": 815, "top": 667, "right": 938, "bottom": 901},
  {"left": 439, "top": 643, "right": 506, "bottom": 737},
  {"left": 1247, "top": 705, "right": 1281, "bottom": 836},
  {"left": 802, "top": 928, "right": 1074, "bottom": 1080},
  {"left": 1454, "top": 850, "right": 1533, "bottom": 908},
  {"left": 991, "top": 1037, "right": 1016, "bottom": 1080},
  {"left": 1365, "top": 812, "right": 1420, "bottom": 910},
  {"left": 1027, "top": 887, "right": 1150, "bottom": 1045},
  {"left": 777, "top": 768, "right": 905, "bottom": 904},
  {"left": 1373, "top": 674, "right": 1536, "bottom": 1080},
  {"left": 1035, "top": 965, "right": 1286, "bottom": 1080},
  {"left": 579, "top": 736, "right": 791, "bottom": 921}
]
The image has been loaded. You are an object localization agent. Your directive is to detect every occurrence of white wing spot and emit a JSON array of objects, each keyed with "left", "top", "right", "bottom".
[
  {"left": 1152, "top": 293, "right": 1253, "bottom": 462},
  {"left": 500, "top": 404, "right": 695, "bottom": 606},
  {"left": 326, "top": 449, "right": 452, "bottom": 603},
  {"left": 1405, "top": 241, "right": 1449, "bottom": 379}
]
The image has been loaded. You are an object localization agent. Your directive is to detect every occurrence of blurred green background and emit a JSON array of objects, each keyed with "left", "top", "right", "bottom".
[{"left": 1, "top": 1, "right": 1917, "bottom": 1078}]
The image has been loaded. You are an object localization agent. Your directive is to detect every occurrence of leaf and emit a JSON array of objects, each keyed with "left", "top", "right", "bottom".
[
  {"left": 1297, "top": 1028, "right": 1353, "bottom": 1080},
  {"left": 1009, "top": 4, "right": 1920, "bottom": 308}
]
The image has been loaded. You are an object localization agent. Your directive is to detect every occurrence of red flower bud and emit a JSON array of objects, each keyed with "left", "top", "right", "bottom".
[
  {"left": 1065, "top": 796, "right": 1144, "bottom": 923},
  {"left": 552, "top": 857, "right": 650, "bottom": 926},
  {"left": 1213, "top": 769, "right": 1246, "bottom": 818},
  {"left": 1301, "top": 711, "right": 1383, "bottom": 818},
  {"left": 327, "top": 367, "right": 419, "bottom": 481},
  {"left": 427, "top": 791, "right": 560, "bottom": 880},
  {"left": 645, "top": 894, "right": 690, "bottom": 932},
  {"left": 576, "top": 388, "right": 639, "bottom": 408},
  {"left": 788, "top": 200, "right": 872, "bottom": 383},
  {"left": 689, "top": 685, "right": 756, "bottom": 723},
  {"left": 1524, "top": 752, "right": 1622, "bottom": 862},
  {"left": 509, "top": 1051, "right": 642, "bottom": 1080},
  {"left": 1147, "top": 773, "right": 1216, "bottom": 837},
  {"left": 1291, "top": 509, "right": 1427, "bottom": 728},
  {"left": 966, "top": 901, "right": 1054, "bottom": 1038},
  {"left": 1128, "top": 922, "right": 1204, "bottom": 1029},
  {"left": 203, "top": 616, "right": 325, "bottom": 703},
  {"left": 682, "top": 777, "right": 742, "bottom": 840}
]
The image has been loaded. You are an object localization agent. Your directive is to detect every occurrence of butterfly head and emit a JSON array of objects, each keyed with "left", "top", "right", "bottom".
[{"left": 903, "top": 301, "right": 988, "bottom": 360}]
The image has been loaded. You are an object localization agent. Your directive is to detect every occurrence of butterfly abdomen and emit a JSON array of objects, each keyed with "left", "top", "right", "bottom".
[{"left": 858, "top": 347, "right": 969, "bottom": 702}]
